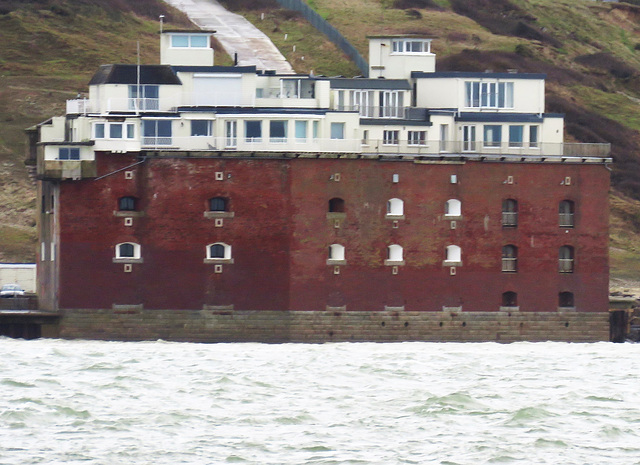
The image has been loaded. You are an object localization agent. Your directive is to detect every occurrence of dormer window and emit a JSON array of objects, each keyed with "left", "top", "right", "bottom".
[
  {"left": 391, "top": 39, "right": 431, "bottom": 54},
  {"left": 171, "top": 34, "right": 209, "bottom": 48}
]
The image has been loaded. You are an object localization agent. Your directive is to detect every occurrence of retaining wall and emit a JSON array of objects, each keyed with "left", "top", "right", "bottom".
[{"left": 56, "top": 309, "right": 610, "bottom": 343}]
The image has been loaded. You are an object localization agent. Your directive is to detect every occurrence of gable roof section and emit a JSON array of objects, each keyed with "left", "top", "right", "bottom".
[{"left": 89, "top": 65, "right": 182, "bottom": 85}]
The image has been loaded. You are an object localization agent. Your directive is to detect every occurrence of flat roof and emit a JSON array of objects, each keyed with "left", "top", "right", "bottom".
[{"left": 412, "top": 71, "right": 547, "bottom": 80}]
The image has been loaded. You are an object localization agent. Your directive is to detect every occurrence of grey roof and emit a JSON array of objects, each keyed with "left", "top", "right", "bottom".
[
  {"left": 89, "top": 65, "right": 182, "bottom": 85},
  {"left": 412, "top": 71, "right": 546, "bottom": 80},
  {"left": 172, "top": 65, "right": 257, "bottom": 74},
  {"left": 329, "top": 78, "right": 411, "bottom": 90}
]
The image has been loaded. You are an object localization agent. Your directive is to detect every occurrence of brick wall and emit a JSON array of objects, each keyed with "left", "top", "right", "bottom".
[{"left": 56, "top": 308, "right": 610, "bottom": 343}]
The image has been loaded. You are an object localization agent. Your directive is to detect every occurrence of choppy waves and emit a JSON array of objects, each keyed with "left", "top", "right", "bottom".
[{"left": 1, "top": 339, "right": 639, "bottom": 464}]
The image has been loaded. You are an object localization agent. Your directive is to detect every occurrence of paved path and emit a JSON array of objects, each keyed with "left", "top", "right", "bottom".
[{"left": 163, "top": 0, "right": 294, "bottom": 73}]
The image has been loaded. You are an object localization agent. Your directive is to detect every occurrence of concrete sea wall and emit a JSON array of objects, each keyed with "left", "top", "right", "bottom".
[{"left": 56, "top": 309, "right": 610, "bottom": 343}]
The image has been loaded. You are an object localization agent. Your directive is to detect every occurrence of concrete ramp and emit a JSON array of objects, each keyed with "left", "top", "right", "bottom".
[{"left": 163, "top": 0, "right": 295, "bottom": 73}]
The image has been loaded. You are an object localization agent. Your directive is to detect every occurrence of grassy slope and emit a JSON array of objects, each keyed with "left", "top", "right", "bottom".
[{"left": 220, "top": 0, "right": 640, "bottom": 291}]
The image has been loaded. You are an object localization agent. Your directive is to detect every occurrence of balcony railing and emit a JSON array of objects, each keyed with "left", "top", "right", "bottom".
[
  {"left": 502, "top": 212, "right": 518, "bottom": 227},
  {"left": 559, "top": 259, "right": 574, "bottom": 273},
  {"left": 364, "top": 140, "right": 611, "bottom": 158},
  {"left": 559, "top": 213, "right": 574, "bottom": 227},
  {"left": 337, "top": 105, "right": 413, "bottom": 119},
  {"left": 502, "top": 258, "right": 518, "bottom": 272}
]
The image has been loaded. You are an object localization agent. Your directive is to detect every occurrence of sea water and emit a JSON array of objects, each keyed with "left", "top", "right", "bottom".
[{"left": 1, "top": 339, "right": 639, "bottom": 465}]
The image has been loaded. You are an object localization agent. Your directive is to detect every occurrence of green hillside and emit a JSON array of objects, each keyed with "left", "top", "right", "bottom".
[{"left": 1, "top": 0, "right": 639, "bottom": 293}]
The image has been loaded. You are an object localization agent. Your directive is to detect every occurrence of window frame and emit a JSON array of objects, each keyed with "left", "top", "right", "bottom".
[
  {"left": 502, "top": 199, "right": 518, "bottom": 227},
  {"left": 114, "top": 242, "right": 142, "bottom": 262},
  {"left": 191, "top": 120, "right": 213, "bottom": 137},
  {"left": 58, "top": 147, "right": 80, "bottom": 160},
  {"left": 383, "top": 130, "right": 399, "bottom": 146},
  {"left": 501, "top": 245, "right": 518, "bottom": 273},
  {"left": 205, "top": 242, "right": 233, "bottom": 263},
  {"left": 330, "top": 122, "right": 345, "bottom": 140}
]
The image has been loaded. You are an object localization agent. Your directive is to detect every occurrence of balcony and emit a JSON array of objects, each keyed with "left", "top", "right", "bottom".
[{"left": 363, "top": 140, "right": 611, "bottom": 160}]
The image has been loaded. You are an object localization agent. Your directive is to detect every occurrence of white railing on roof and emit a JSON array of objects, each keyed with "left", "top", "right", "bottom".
[{"left": 66, "top": 99, "right": 92, "bottom": 115}]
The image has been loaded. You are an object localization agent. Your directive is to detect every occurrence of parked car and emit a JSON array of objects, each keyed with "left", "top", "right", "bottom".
[{"left": 0, "top": 284, "right": 25, "bottom": 298}]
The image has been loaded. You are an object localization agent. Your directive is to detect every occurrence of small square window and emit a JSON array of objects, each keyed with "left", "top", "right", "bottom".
[
  {"left": 124, "top": 264, "right": 132, "bottom": 273},
  {"left": 215, "top": 218, "right": 224, "bottom": 227},
  {"left": 125, "top": 171, "right": 134, "bottom": 180},
  {"left": 94, "top": 123, "right": 105, "bottom": 139},
  {"left": 215, "top": 172, "right": 224, "bottom": 181},
  {"left": 124, "top": 217, "right": 133, "bottom": 226}
]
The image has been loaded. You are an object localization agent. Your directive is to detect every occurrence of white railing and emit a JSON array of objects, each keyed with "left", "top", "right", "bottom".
[
  {"left": 66, "top": 99, "right": 92, "bottom": 115},
  {"left": 139, "top": 136, "right": 361, "bottom": 153},
  {"left": 338, "top": 105, "right": 411, "bottom": 119},
  {"left": 364, "top": 140, "right": 611, "bottom": 158}
]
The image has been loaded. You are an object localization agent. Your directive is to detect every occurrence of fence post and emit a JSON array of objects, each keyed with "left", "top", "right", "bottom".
[{"left": 273, "top": 0, "right": 369, "bottom": 76}]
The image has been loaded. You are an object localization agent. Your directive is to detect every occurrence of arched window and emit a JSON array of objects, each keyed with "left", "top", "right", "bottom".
[
  {"left": 387, "top": 198, "right": 404, "bottom": 216},
  {"left": 502, "top": 199, "right": 518, "bottom": 227},
  {"left": 207, "top": 242, "right": 232, "bottom": 260},
  {"left": 118, "top": 196, "right": 137, "bottom": 211},
  {"left": 388, "top": 244, "right": 403, "bottom": 262},
  {"left": 446, "top": 245, "right": 461, "bottom": 262},
  {"left": 502, "top": 291, "right": 518, "bottom": 307},
  {"left": 559, "top": 291, "right": 574, "bottom": 308},
  {"left": 559, "top": 246, "right": 574, "bottom": 273},
  {"left": 445, "top": 199, "right": 461, "bottom": 217},
  {"left": 209, "top": 197, "right": 227, "bottom": 212},
  {"left": 502, "top": 245, "right": 518, "bottom": 272},
  {"left": 559, "top": 200, "right": 575, "bottom": 227},
  {"left": 115, "top": 242, "right": 141, "bottom": 259},
  {"left": 329, "top": 197, "right": 345, "bottom": 213},
  {"left": 328, "top": 244, "right": 345, "bottom": 261}
]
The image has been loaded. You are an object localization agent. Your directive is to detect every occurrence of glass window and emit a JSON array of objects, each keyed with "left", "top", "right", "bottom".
[
  {"left": 190, "top": 35, "right": 208, "bottom": 47},
  {"left": 329, "top": 198, "right": 345, "bottom": 213},
  {"left": 116, "top": 242, "right": 140, "bottom": 259},
  {"left": 502, "top": 245, "right": 518, "bottom": 272},
  {"left": 509, "top": 125, "right": 523, "bottom": 147},
  {"left": 110, "top": 123, "right": 123, "bottom": 139},
  {"left": 58, "top": 148, "right": 80, "bottom": 160},
  {"left": 559, "top": 246, "right": 574, "bottom": 273},
  {"left": 502, "top": 199, "right": 518, "bottom": 227},
  {"left": 408, "top": 131, "right": 426, "bottom": 145},
  {"left": 171, "top": 35, "right": 189, "bottom": 47},
  {"left": 209, "top": 197, "right": 227, "bottom": 212},
  {"left": 245, "top": 121, "right": 262, "bottom": 142},
  {"left": 530, "top": 126, "right": 539, "bottom": 148},
  {"left": 330, "top": 122, "right": 345, "bottom": 140},
  {"left": 559, "top": 292, "right": 574, "bottom": 308},
  {"left": 295, "top": 120, "right": 307, "bottom": 141},
  {"left": 94, "top": 123, "right": 105, "bottom": 139},
  {"left": 126, "top": 123, "right": 135, "bottom": 139},
  {"left": 559, "top": 200, "right": 575, "bottom": 227},
  {"left": 118, "top": 196, "right": 137, "bottom": 211},
  {"left": 383, "top": 130, "right": 399, "bottom": 145},
  {"left": 143, "top": 120, "right": 172, "bottom": 146},
  {"left": 207, "top": 243, "right": 231, "bottom": 260},
  {"left": 270, "top": 120, "right": 287, "bottom": 142},
  {"left": 191, "top": 120, "right": 212, "bottom": 137},
  {"left": 484, "top": 125, "right": 502, "bottom": 147},
  {"left": 313, "top": 121, "right": 319, "bottom": 140},
  {"left": 502, "top": 291, "right": 518, "bottom": 307}
]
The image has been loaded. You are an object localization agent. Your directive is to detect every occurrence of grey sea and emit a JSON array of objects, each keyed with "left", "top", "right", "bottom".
[{"left": 1, "top": 339, "right": 639, "bottom": 465}]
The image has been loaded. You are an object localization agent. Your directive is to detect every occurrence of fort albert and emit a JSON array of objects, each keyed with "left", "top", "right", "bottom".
[{"left": 13, "top": 30, "right": 619, "bottom": 342}]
